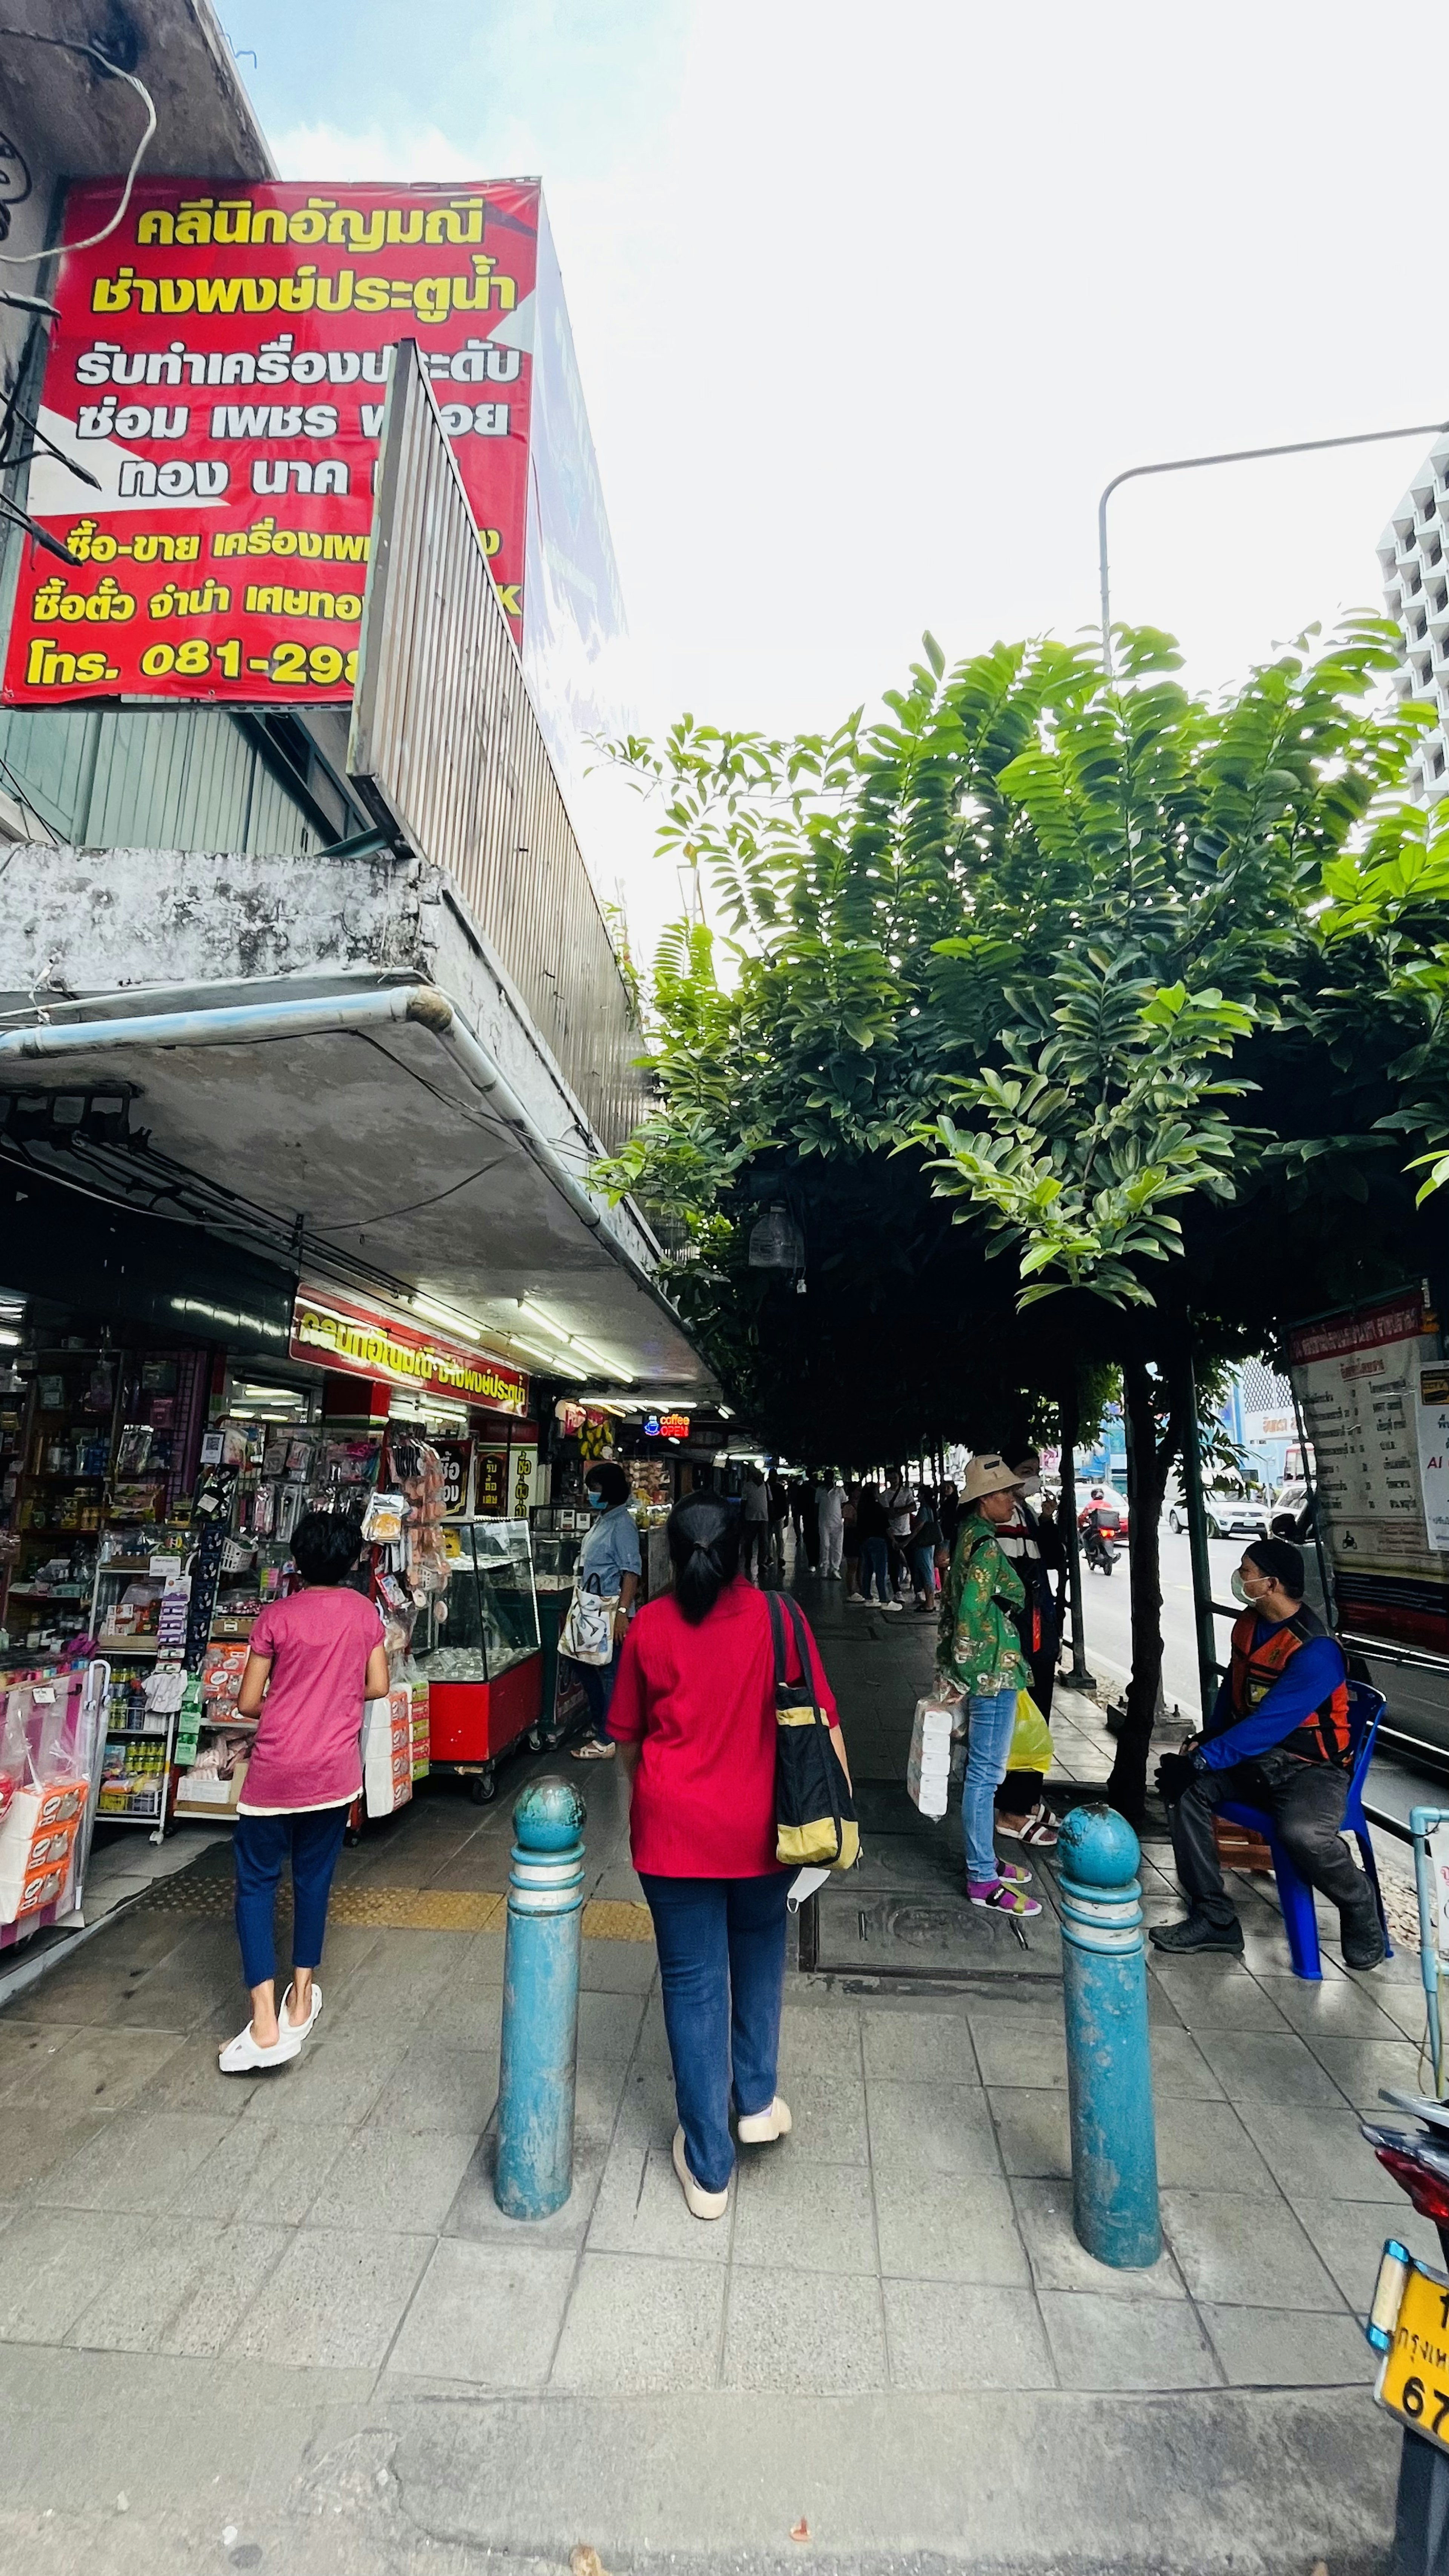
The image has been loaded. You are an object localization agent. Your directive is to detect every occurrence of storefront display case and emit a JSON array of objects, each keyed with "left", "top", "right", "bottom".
[{"left": 414, "top": 1517, "right": 542, "bottom": 1801}]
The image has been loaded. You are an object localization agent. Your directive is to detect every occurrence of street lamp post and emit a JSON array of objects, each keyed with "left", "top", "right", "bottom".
[{"left": 1098, "top": 418, "right": 1449, "bottom": 676}]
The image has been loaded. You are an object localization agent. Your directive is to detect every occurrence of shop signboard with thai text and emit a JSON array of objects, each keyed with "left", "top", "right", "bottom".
[
  {"left": 290, "top": 1287, "right": 527, "bottom": 1418},
  {"left": 5, "top": 178, "right": 540, "bottom": 707},
  {"left": 1287, "top": 1290, "right": 1449, "bottom": 1655}
]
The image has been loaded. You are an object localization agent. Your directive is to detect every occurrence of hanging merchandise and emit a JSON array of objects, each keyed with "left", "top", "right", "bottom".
[
  {"left": 363, "top": 1489, "right": 407, "bottom": 1546},
  {"left": 0, "top": 1666, "right": 105, "bottom": 1939},
  {"left": 184, "top": 1463, "right": 240, "bottom": 1669},
  {"left": 173, "top": 1670, "right": 205, "bottom": 1770}
]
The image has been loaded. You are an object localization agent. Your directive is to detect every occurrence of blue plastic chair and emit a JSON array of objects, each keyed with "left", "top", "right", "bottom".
[{"left": 1217, "top": 1679, "right": 1392, "bottom": 1981}]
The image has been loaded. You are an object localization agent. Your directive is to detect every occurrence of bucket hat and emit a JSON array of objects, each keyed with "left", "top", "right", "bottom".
[{"left": 960, "top": 1452, "right": 1024, "bottom": 1506}]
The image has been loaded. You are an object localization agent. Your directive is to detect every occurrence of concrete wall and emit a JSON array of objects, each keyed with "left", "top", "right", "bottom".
[{"left": 0, "top": 837, "right": 660, "bottom": 1270}]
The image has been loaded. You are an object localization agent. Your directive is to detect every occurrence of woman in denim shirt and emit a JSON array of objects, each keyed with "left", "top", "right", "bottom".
[
  {"left": 569, "top": 1460, "right": 641, "bottom": 1761},
  {"left": 937, "top": 1453, "right": 1041, "bottom": 1917}
]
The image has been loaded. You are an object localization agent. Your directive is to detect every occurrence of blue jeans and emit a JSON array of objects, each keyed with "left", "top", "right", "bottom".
[
  {"left": 639, "top": 1870, "right": 791, "bottom": 2193},
  {"left": 859, "top": 1535, "right": 891, "bottom": 1602},
  {"left": 568, "top": 1645, "right": 621, "bottom": 1742},
  {"left": 234, "top": 1805, "right": 349, "bottom": 1988},
  {"left": 961, "top": 1688, "right": 1019, "bottom": 1884},
  {"left": 911, "top": 1543, "right": 936, "bottom": 1601}
]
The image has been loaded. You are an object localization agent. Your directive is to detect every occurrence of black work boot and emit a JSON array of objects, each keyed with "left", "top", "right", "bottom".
[
  {"left": 1340, "top": 1892, "right": 1386, "bottom": 1972},
  {"left": 1149, "top": 1911, "right": 1244, "bottom": 1955}
]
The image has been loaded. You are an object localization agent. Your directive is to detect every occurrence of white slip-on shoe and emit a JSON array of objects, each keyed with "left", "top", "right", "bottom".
[
  {"left": 218, "top": 2020, "right": 303, "bottom": 2075},
  {"left": 671, "top": 2125, "right": 730, "bottom": 2220},
  {"left": 736, "top": 2095, "right": 792, "bottom": 2145},
  {"left": 279, "top": 1981, "right": 322, "bottom": 2041}
]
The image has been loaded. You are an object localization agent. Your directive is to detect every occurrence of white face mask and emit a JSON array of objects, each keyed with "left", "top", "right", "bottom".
[{"left": 1230, "top": 1570, "right": 1250, "bottom": 1604}]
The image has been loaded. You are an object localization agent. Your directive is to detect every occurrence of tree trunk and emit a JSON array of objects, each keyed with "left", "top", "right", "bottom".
[{"left": 1106, "top": 1354, "right": 1176, "bottom": 1825}]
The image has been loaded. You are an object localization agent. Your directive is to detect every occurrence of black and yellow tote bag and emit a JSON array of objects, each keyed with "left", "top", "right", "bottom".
[{"left": 768, "top": 1592, "right": 860, "bottom": 1869}]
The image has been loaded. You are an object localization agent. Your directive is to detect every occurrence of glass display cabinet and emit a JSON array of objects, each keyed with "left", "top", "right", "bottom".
[{"left": 412, "top": 1518, "right": 542, "bottom": 1801}]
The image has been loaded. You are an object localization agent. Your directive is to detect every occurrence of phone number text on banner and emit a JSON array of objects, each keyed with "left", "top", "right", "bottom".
[{"left": 3, "top": 178, "right": 538, "bottom": 707}]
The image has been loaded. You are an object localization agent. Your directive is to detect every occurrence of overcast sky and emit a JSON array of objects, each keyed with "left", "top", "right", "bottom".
[{"left": 230, "top": 0, "right": 1440, "bottom": 947}]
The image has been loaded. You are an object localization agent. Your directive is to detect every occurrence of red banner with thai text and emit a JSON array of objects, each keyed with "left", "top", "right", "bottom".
[{"left": 3, "top": 178, "right": 538, "bottom": 707}]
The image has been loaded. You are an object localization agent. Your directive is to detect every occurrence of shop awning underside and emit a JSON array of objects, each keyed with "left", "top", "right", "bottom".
[{"left": 0, "top": 974, "right": 708, "bottom": 1394}]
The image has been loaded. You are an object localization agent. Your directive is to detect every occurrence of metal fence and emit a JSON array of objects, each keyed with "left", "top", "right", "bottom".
[{"left": 348, "top": 339, "right": 648, "bottom": 1157}]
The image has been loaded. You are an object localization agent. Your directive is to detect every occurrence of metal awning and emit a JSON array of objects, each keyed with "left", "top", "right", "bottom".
[{"left": 0, "top": 977, "right": 710, "bottom": 1395}]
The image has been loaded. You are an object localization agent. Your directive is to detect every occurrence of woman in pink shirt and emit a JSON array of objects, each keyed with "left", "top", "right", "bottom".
[{"left": 220, "top": 1511, "right": 389, "bottom": 2074}]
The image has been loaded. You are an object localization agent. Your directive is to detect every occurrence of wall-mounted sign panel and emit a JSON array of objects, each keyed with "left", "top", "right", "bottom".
[
  {"left": 6, "top": 178, "right": 539, "bottom": 706},
  {"left": 1287, "top": 1289, "right": 1449, "bottom": 1654},
  {"left": 290, "top": 1287, "right": 527, "bottom": 1418}
]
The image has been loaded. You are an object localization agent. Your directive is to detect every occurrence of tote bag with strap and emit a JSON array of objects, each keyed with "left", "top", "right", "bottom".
[
  {"left": 560, "top": 1572, "right": 618, "bottom": 1668},
  {"left": 768, "top": 1592, "right": 860, "bottom": 1869}
]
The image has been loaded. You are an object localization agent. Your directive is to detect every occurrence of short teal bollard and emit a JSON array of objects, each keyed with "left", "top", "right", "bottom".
[
  {"left": 1057, "top": 1802, "right": 1161, "bottom": 2267},
  {"left": 494, "top": 1776, "right": 586, "bottom": 2220}
]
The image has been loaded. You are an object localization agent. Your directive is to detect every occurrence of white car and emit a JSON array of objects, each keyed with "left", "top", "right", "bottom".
[{"left": 1167, "top": 1490, "right": 1269, "bottom": 1541}]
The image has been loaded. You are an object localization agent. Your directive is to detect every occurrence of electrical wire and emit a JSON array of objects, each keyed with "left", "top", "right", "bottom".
[{"left": 0, "top": 33, "right": 157, "bottom": 262}]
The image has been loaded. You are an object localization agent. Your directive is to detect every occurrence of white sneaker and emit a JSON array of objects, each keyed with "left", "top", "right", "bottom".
[
  {"left": 218, "top": 2020, "right": 302, "bottom": 2075},
  {"left": 737, "top": 2095, "right": 792, "bottom": 2145},
  {"left": 279, "top": 1980, "right": 322, "bottom": 2041},
  {"left": 883, "top": 1600, "right": 904, "bottom": 1614},
  {"left": 846, "top": 1595, "right": 870, "bottom": 1608},
  {"left": 672, "top": 2126, "right": 729, "bottom": 2220}
]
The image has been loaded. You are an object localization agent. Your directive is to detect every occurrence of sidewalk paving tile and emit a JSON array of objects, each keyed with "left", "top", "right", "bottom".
[
  {"left": 0, "top": 2107, "right": 110, "bottom": 2199},
  {"left": 550, "top": 2250, "right": 725, "bottom": 2391},
  {"left": 1037, "top": 2290, "right": 1220, "bottom": 2391},
  {"left": 66, "top": 2218, "right": 289, "bottom": 2356},
  {"left": 1010, "top": 2179, "right": 1188, "bottom": 2301},
  {"left": 305, "top": 2124, "right": 479, "bottom": 2232},
  {"left": 881, "top": 2277, "right": 1054, "bottom": 2390},
  {"left": 873, "top": 2168, "right": 1030, "bottom": 2286},
  {"left": 723, "top": 2268, "right": 888, "bottom": 2390},
  {"left": 363, "top": 2038, "right": 499, "bottom": 2135},
  {"left": 1254, "top": 1972, "right": 1411, "bottom": 2041},
  {"left": 771, "top": 2071, "right": 869, "bottom": 2163},
  {"left": 234, "top": 2019, "right": 409, "bottom": 2128},
  {"left": 1292, "top": 2195, "right": 1443, "bottom": 2313},
  {"left": 989, "top": 2086, "right": 1071, "bottom": 2179},
  {"left": 588, "top": 2136, "right": 735, "bottom": 2264},
  {"left": 867, "top": 2079, "right": 1001, "bottom": 2175},
  {"left": 1148, "top": 1962, "right": 1293, "bottom": 2033},
  {"left": 173, "top": 2117, "right": 351, "bottom": 2224},
  {"left": 731, "top": 2153, "right": 878, "bottom": 2275},
  {"left": 0, "top": 2205, "right": 132, "bottom": 2342},
  {"left": 780, "top": 2000, "right": 861, "bottom": 2076},
  {"left": 1244, "top": 2102, "right": 1407, "bottom": 2204},
  {"left": 416, "top": 1978, "right": 505, "bottom": 2050},
  {"left": 385, "top": 2238, "right": 576, "bottom": 2385},
  {"left": 1189, "top": 2029, "right": 1347, "bottom": 2112},
  {"left": 1152, "top": 2097, "right": 1279, "bottom": 2194},
  {"left": 5, "top": 2024, "right": 187, "bottom": 2111},
  {"left": 1297, "top": 2036, "right": 1426, "bottom": 2112},
  {"left": 37, "top": 2110, "right": 232, "bottom": 2212},
  {"left": 1160, "top": 2190, "right": 1347, "bottom": 2310},
  {"left": 860, "top": 2007, "right": 980, "bottom": 2082},
  {"left": 576, "top": 1989, "right": 649, "bottom": 2063},
  {"left": 1199, "top": 2301, "right": 1374, "bottom": 2386},
  {"left": 231, "top": 2225, "right": 432, "bottom": 2367}
]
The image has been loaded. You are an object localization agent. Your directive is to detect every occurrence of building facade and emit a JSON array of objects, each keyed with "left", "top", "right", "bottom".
[{"left": 1377, "top": 433, "right": 1449, "bottom": 804}]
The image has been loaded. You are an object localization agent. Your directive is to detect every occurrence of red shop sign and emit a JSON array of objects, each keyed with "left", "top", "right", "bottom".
[
  {"left": 290, "top": 1287, "right": 527, "bottom": 1417},
  {"left": 6, "top": 177, "right": 538, "bottom": 707}
]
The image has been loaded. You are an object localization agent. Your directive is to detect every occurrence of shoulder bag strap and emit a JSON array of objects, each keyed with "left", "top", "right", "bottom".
[
  {"left": 765, "top": 1589, "right": 788, "bottom": 1688},
  {"left": 781, "top": 1594, "right": 818, "bottom": 1710}
]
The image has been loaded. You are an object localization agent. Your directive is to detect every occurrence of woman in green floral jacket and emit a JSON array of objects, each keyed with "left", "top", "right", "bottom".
[{"left": 937, "top": 1454, "right": 1042, "bottom": 1917}]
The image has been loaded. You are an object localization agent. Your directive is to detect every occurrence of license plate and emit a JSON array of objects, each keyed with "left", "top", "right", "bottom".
[{"left": 1378, "top": 2260, "right": 1449, "bottom": 2448}]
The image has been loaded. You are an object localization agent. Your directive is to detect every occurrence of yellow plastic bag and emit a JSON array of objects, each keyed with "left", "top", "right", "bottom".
[{"left": 1005, "top": 1689, "right": 1052, "bottom": 1773}]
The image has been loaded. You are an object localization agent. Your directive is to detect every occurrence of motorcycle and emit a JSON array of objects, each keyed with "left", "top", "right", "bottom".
[
  {"left": 1083, "top": 1522, "right": 1120, "bottom": 1576},
  {"left": 1360, "top": 2094, "right": 1449, "bottom": 2573}
]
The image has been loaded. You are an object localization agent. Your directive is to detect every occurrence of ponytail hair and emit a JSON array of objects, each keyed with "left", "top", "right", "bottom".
[{"left": 668, "top": 1491, "right": 740, "bottom": 1624}]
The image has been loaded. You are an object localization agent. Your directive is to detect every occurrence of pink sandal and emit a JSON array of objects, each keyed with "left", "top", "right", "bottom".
[{"left": 968, "top": 1878, "right": 1043, "bottom": 1917}]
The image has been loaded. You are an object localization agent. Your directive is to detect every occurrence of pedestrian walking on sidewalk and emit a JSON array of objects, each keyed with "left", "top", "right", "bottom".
[
  {"left": 937, "top": 1455, "right": 1042, "bottom": 1918},
  {"left": 992, "top": 1453, "right": 1064, "bottom": 1850},
  {"left": 608, "top": 1491, "right": 851, "bottom": 2219},
  {"left": 740, "top": 1466, "right": 770, "bottom": 1585},
  {"left": 817, "top": 1470, "right": 845, "bottom": 1579},
  {"left": 222, "top": 1511, "right": 392, "bottom": 2072},
  {"left": 852, "top": 1481, "right": 897, "bottom": 1608},
  {"left": 908, "top": 1487, "right": 940, "bottom": 1609},
  {"left": 568, "top": 1461, "right": 641, "bottom": 1762},
  {"left": 841, "top": 1481, "right": 862, "bottom": 1596}
]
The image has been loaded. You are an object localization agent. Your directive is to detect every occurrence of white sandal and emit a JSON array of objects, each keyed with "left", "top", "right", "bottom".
[
  {"left": 218, "top": 2020, "right": 302, "bottom": 2075},
  {"left": 279, "top": 1981, "right": 322, "bottom": 2040}
]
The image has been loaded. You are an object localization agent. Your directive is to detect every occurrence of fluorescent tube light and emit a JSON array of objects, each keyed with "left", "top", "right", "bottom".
[{"left": 412, "top": 1296, "right": 482, "bottom": 1342}]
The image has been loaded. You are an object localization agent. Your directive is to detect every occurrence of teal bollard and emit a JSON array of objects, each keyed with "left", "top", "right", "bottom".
[
  {"left": 495, "top": 1776, "right": 586, "bottom": 2220},
  {"left": 1057, "top": 1801, "right": 1161, "bottom": 2267}
]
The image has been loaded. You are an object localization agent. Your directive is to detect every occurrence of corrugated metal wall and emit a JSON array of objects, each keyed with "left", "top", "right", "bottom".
[
  {"left": 0, "top": 705, "right": 320, "bottom": 854},
  {"left": 349, "top": 340, "right": 649, "bottom": 1158}
]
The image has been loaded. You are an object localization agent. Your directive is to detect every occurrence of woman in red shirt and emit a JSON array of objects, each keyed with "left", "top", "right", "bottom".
[{"left": 609, "top": 1491, "right": 850, "bottom": 2220}]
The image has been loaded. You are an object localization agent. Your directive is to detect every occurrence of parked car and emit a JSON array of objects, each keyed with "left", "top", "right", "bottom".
[{"left": 1166, "top": 1488, "right": 1269, "bottom": 1541}]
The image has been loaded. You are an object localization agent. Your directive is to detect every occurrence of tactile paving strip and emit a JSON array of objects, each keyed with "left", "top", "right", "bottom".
[{"left": 132, "top": 1874, "right": 654, "bottom": 1941}]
